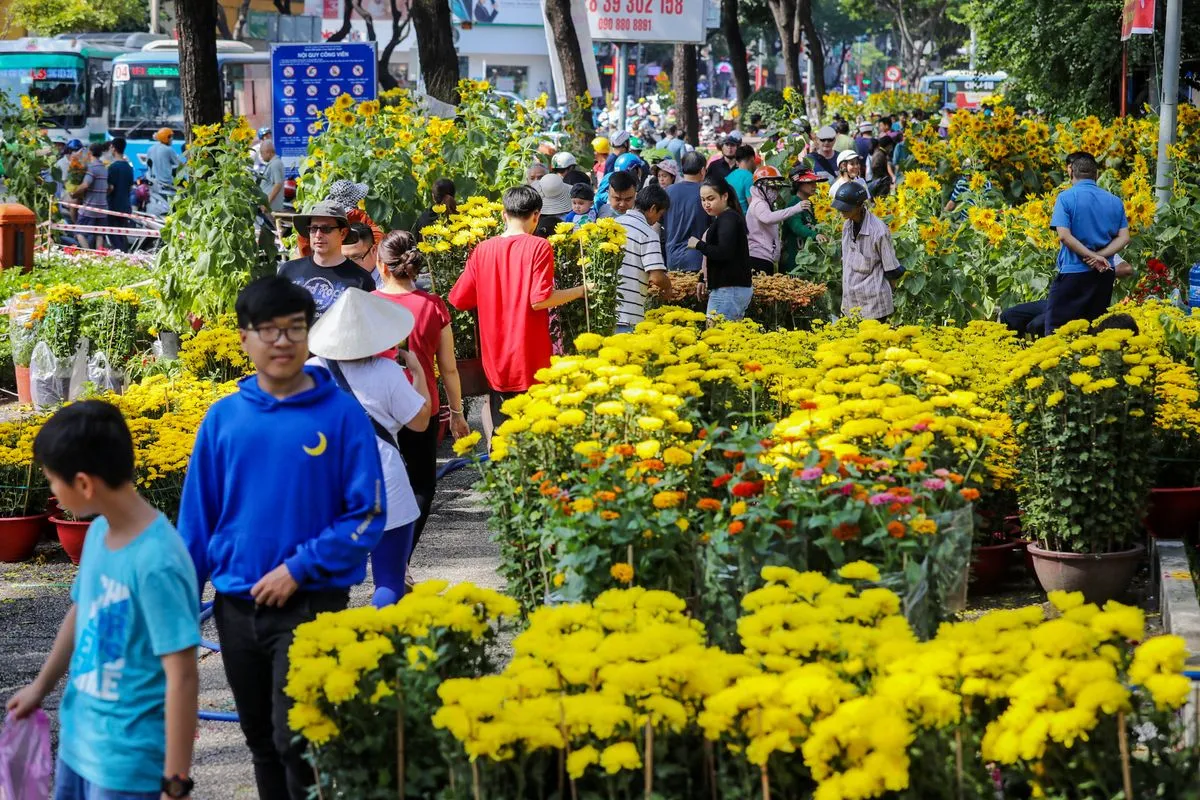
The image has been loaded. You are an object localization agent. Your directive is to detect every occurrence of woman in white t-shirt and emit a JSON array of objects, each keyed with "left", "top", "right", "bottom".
[{"left": 308, "top": 288, "right": 432, "bottom": 606}]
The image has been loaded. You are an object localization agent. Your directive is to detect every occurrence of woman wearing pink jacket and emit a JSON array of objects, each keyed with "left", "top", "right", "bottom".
[{"left": 745, "top": 166, "right": 809, "bottom": 274}]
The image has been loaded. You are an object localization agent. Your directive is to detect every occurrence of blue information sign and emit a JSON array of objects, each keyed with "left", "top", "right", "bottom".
[{"left": 271, "top": 42, "right": 377, "bottom": 159}]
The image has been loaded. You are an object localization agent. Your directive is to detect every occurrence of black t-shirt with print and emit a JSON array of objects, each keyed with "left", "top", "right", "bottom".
[{"left": 278, "top": 256, "right": 375, "bottom": 316}]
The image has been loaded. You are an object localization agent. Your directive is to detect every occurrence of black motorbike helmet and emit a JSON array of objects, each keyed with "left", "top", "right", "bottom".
[{"left": 831, "top": 181, "right": 870, "bottom": 212}]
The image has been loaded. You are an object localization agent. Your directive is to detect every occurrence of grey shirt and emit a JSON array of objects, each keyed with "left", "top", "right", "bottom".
[{"left": 260, "top": 157, "right": 286, "bottom": 212}]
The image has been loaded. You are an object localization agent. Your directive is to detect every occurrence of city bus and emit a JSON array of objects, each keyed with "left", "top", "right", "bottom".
[
  {"left": 919, "top": 71, "right": 1007, "bottom": 110},
  {"left": 0, "top": 37, "right": 135, "bottom": 143},
  {"left": 109, "top": 40, "right": 272, "bottom": 177}
]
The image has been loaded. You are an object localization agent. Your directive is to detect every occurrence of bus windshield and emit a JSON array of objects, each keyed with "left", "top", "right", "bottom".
[
  {"left": 111, "top": 67, "right": 184, "bottom": 138},
  {"left": 0, "top": 56, "right": 86, "bottom": 128}
]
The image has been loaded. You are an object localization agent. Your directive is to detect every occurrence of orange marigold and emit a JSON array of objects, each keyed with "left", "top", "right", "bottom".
[
  {"left": 610, "top": 562, "right": 634, "bottom": 583},
  {"left": 728, "top": 520, "right": 745, "bottom": 535},
  {"left": 887, "top": 520, "right": 906, "bottom": 538},
  {"left": 959, "top": 488, "right": 981, "bottom": 502},
  {"left": 696, "top": 497, "right": 723, "bottom": 512}
]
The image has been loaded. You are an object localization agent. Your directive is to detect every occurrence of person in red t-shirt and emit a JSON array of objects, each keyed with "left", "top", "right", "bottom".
[
  {"left": 373, "top": 230, "right": 466, "bottom": 564},
  {"left": 449, "top": 185, "right": 589, "bottom": 436}
]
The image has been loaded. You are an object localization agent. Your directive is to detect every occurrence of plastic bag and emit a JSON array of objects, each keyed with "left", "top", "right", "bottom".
[
  {"left": 30, "top": 338, "right": 89, "bottom": 411},
  {"left": 0, "top": 709, "right": 53, "bottom": 800},
  {"left": 87, "top": 351, "right": 124, "bottom": 394}
]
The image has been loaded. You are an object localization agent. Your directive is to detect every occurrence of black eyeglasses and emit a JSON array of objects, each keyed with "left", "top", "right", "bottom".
[
  {"left": 250, "top": 324, "right": 309, "bottom": 343},
  {"left": 819, "top": 138, "right": 835, "bottom": 143},
  {"left": 306, "top": 224, "right": 343, "bottom": 235}
]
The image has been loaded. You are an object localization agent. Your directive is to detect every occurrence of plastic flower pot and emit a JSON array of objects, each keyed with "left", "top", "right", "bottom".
[
  {"left": 50, "top": 514, "right": 89, "bottom": 565},
  {"left": 970, "top": 541, "right": 1019, "bottom": 594},
  {"left": 1145, "top": 487, "right": 1200, "bottom": 541},
  {"left": 0, "top": 513, "right": 47, "bottom": 562},
  {"left": 14, "top": 364, "right": 31, "bottom": 405},
  {"left": 1027, "top": 543, "right": 1144, "bottom": 605}
]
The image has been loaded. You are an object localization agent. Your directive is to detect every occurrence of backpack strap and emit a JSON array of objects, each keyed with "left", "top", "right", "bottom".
[{"left": 322, "top": 359, "right": 402, "bottom": 454}]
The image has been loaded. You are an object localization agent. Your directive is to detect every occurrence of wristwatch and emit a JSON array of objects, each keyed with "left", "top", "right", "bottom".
[{"left": 161, "top": 775, "right": 194, "bottom": 798}]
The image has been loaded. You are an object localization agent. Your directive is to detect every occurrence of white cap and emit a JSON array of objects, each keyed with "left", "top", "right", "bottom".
[
  {"left": 552, "top": 151, "right": 577, "bottom": 169},
  {"left": 816, "top": 125, "right": 837, "bottom": 139},
  {"left": 837, "top": 150, "right": 861, "bottom": 166},
  {"left": 308, "top": 289, "right": 415, "bottom": 361}
]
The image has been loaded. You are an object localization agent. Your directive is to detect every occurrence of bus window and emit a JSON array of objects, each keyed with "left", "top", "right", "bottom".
[
  {"left": 0, "top": 57, "right": 86, "bottom": 128},
  {"left": 222, "top": 62, "right": 271, "bottom": 130},
  {"left": 87, "top": 58, "right": 111, "bottom": 118},
  {"left": 926, "top": 80, "right": 946, "bottom": 106}
]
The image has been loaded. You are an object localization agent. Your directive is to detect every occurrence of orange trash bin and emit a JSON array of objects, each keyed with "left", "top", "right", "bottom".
[{"left": 0, "top": 203, "right": 37, "bottom": 272}]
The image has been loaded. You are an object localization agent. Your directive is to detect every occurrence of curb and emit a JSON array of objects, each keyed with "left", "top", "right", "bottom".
[{"left": 1154, "top": 538, "right": 1200, "bottom": 746}]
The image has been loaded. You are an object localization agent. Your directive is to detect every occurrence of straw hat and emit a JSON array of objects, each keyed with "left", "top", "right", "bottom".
[
  {"left": 537, "top": 174, "right": 573, "bottom": 216},
  {"left": 308, "top": 288, "right": 414, "bottom": 361}
]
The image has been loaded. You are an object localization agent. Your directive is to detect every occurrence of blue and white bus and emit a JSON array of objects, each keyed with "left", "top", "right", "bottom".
[
  {"left": 109, "top": 40, "right": 272, "bottom": 177},
  {"left": 918, "top": 71, "right": 1008, "bottom": 110},
  {"left": 0, "top": 36, "right": 136, "bottom": 143}
]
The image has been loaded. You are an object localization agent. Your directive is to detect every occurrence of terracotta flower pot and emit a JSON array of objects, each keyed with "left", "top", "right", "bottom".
[
  {"left": 970, "top": 541, "right": 1018, "bottom": 594},
  {"left": 51, "top": 514, "right": 90, "bottom": 565},
  {"left": 1027, "top": 543, "right": 1144, "bottom": 605},
  {"left": 14, "top": 364, "right": 31, "bottom": 405},
  {"left": 0, "top": 513, "right": 47, "bottom": 562},
  {"left": 1146, "top": 487, "right": 1200, "bottom": 541},
  {"left": 456, "top": 358, "right": 491, "bottom": 398}
]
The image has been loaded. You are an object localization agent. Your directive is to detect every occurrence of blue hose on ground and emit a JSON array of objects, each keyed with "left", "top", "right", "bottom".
[{"left": 435, "top": 453, "right": 489, "bottom": 479}]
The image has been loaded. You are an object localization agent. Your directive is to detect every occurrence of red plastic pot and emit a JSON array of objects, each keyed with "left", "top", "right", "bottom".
[
  {"left": 1146, "top": 487, "right": 1200, "bottom": 541},
  {"left": 970, "top": 541, "right": 1019, "bottom": 594},
  {"left": 0, "top": 513, "right": 47, "bottom": 562},
  {"left": 14, "top": 364, "right": 30, "bottom": 405},
  {"left": 50, "top": 514, "right": 90, "bottom": 565}
]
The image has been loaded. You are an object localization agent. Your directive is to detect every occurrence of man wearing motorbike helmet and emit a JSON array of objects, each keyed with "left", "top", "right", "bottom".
[
  {"left": 706, "top": 130, "right": 741, "bottom": 183},
  {"left": 832, "top": 181, "right": 901, "bottom": 321},
  {"left": 596, "top": 152, "right": 645, "bottom": 216},
  {"left": 604, "top": 131, "right": 631, "bottom": 175}
]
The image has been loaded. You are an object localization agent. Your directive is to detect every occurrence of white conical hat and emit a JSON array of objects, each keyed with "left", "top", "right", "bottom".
[{"left": 308, "top": 288, "right": 414, "bottom": 361}]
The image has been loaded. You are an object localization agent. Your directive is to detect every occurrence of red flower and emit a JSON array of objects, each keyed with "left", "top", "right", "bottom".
[
  {"left": 1147, "top": 257, "right": 1168, "bottom": 276},
  {"left": 732, "top": 480, "right": 764, "bottom": 497},
  {"left": 799, "top": 400, "right": 819, "bottom": 410},
  {"left": 832, "top": 522, "right": 860, "bottom": 541},
  {"left": 712, "top": 473, "right": 733, "bottom": 489},
  {"left": 777, "top": 519, "right": 795, "bottom": 530}
]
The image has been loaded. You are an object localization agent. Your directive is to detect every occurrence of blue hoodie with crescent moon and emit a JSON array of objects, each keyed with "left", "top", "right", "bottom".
[{"left": 178, "top": 366, "right": 386, "bottom": 599}]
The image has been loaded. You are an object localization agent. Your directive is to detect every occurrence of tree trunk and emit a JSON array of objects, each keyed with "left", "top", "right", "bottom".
[
  {"left": 378, "top": 0, "right": 411, "bottom": 91},
  {"left": 327, "top": 0, "right": 355, "bottom": 42},
  {"left": 272, "top": 0, "right": 294, "bottom": 13},
  {"left": 214, "top": 0, "right": 233, "bottom": 39},
  {"left": 672, "top": 43, "right": 700, "bottom": 145},
  {"left": 232, "top": 0, "right": 253, "bottom": 40},
  {"left": 768, "top": 0, "right": 801, "bottom": 90},
  {"left": 720, "top": 0, "right": 751, "bottom": 103},
  {"left": 178, "top": 0, "right": 223, "bottom": 144},
  {"left": 410, "top": 0, "right": 461, "bottom": 104},
  {"left": 798, "top": 0, "right": 825, "bottom": 117},
  {"left": 543, "top": 0, "right": 594, "bottom": 160}
]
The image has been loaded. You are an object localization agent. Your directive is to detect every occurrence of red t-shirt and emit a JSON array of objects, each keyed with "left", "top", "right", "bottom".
[
  {"left": 448, "top": 233, "right": 554, "bottom": 393},
  {"left": 374, "top": 288, "right": 451, "bottom": 413}
]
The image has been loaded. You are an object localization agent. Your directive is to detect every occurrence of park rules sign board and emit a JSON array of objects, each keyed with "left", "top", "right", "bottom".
[
  {"left": 585, "top": 0, "right": 707, "bottom": 43},
  {"left": 271, "top": 42, "right": 378, "bottom": 159}
]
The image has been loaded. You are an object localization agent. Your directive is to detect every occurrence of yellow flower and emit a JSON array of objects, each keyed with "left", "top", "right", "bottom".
[
  {"left": 452, "top": 431, "right": 481, "bottom": 456},
  {"left": 599, "top": 741, "right": 641, "bottom": 773},
  {"left": 610, "top": 562, "right": 634, "bottom": 583},
  {"left": 837, "top": 561, "right": 881, "bottom": 582}
]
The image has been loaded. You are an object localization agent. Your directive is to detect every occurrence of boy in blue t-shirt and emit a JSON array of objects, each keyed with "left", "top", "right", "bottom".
[
  {"left": 6, "top": 401, "right": 201, "bottom": 800},
  {"left": 563, "top": 183, "right": 597, "bottom": 226}
]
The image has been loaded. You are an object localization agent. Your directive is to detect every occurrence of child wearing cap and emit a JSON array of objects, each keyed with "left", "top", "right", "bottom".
[
  {"left": 564, "top": 183, "right": 597, "bottom": 226},
  {"left": 780, "top": 168, "right": 830, "bottom": 272}
]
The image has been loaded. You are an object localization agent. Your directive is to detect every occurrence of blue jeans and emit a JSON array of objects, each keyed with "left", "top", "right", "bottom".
[
  {"left": 54, "top": 758, "right": 159, "bottom": 800},
  {"left": 706, "top": 286, "right": 753, "bottom": 321}
]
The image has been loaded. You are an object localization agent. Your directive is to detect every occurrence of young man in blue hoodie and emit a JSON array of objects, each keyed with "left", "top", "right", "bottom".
[{"left": 178, "top": 276, "right": 386, "bottom": 800}]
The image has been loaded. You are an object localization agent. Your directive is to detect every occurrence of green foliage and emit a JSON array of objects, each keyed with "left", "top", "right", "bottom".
[
  {"left": 0, "top": 250, "right": 153, "bottom": 305},
  {"left": 154, "top": 118, "right": 272, "bottom": 332},
  {"left": 10, "top": 0, "right": 146, "bottom": 35},
  {"left": 973, "top": 0, "right": 1122, "bottom": 117},
  {"left": 742, "top": 88, "right": 785, "bottom": 126},
  {"left": 0, "top": 95, "right": 53, "bottom": 221}
]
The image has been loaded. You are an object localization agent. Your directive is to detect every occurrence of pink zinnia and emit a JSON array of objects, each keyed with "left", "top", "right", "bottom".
[
  {"left": 869, "top": 492, "right": 897, "bottom": 506},
  {"left": 923, "top": 478, "right": 946, "bottom": 490},
  {"left": 799, "top": 466, "right": 823, "bottom": 480}
]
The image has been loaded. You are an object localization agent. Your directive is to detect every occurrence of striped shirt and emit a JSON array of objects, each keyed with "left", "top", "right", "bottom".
[{"left": 616, "top": 210, "right": 666, "bottom": 328}]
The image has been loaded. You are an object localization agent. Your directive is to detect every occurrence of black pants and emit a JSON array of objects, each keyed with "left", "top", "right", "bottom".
[
  {"left": 1045, "top": 271, "right": 1115, "bottom": 334},
  {"left": 1000, "top": 299, "right": 1047, "bottom": 337},
  {"left": 397, "top": 417, "right": 438, "bottom": 559},
  {"left": 489, "top": 390, "right": 521, "bottom": 429},
  {"left": 214, "top": 590, "right": 350, "bottom": 800},
  {"left": 748, "top": 256, "right": 777, "bottom": 274}
]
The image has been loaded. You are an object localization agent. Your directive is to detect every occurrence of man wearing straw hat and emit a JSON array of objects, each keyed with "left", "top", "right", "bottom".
[
  {"left": 178, "top": 276, "right": 385, "bottom": 800},
  {"left": 307, "top": 289, "right": 432, "bottom": 607},
  {"left": 449, "top": 185, "right": 589, "bottom": 433}
]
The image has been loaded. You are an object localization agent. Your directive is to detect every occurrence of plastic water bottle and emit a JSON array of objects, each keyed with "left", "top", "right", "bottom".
[{"left": 1190, "top": 262, "right": 1200, "bottom": 309}]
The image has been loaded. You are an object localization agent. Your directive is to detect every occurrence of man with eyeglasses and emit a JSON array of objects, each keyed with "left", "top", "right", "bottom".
[
  {"left": 809, "top": 126, "right": 839, "bottom": 182},
  {"left": 342, "top": 222, "right": 381, "bottom": 288},
  {"left": 278, "top": 201, "right": 376, "bottom": 317}
]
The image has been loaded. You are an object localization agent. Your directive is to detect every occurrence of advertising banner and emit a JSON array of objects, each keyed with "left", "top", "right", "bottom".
[
  {"left": 271, "top": 42, "right": 377, "bottom": 159},
  {"left": 1120, "top": 0, "right": 1155, "bottom": 41},
  {"left": 585, "top": 0, "right": 706, "bottom": 44}
]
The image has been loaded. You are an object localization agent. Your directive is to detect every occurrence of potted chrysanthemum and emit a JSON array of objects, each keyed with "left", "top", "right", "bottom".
[{"left": 1008, "top": 317, "right": 1157, "bottom": 602}]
